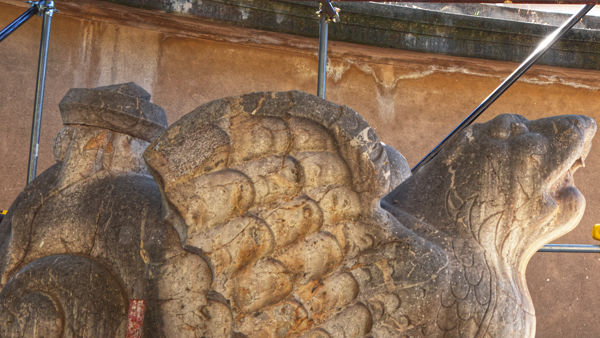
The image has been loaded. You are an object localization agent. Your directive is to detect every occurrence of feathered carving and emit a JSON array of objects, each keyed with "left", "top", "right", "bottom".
[
  {"left": 144, "top": 91, "right": 595, "bottom": 337},
  {"left": 0, "top": 86, "right": 595, "bottom": 337}
]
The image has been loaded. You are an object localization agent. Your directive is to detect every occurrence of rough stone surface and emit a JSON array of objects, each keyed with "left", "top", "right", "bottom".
[
  {"left": 59, "top": 82, "right": 168, "bottom": 142},
  {"left": 144, "top": 91, "right": 595, "bottom": 336},
  {"left": 2, "top": 4, "right": 600, "bottom": 333},
  {"left": 88, "top": 0, "right": 600, "bottom": 70},
  {"left": 0, "top": 83, "right": 202, "bottom": 337},
  {"left": 0, "top": 87, "right": 595, "bottom": 337},
  {"left": 381, "top": 114, "right": 596, "bottom": 336}
]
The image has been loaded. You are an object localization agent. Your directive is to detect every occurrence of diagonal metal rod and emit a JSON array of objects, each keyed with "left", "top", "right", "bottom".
[
  {"left": 412, "top": 4, "right": 595, "bottom": 173},
  {"left": 0, "top": 6, "right": 38, "bottom": 43}
]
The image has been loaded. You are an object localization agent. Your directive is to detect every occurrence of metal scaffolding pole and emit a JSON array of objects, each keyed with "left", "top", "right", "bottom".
[
  {"left": 316, "top": 0, "right": 339, "bottom": 100},
  {"left": 0, "top": 5, "right": 38, "bottom": 42},
  {"left": 538, "top": 244, "right": 600, "bottom": 253},
  {"left": 26, "top": 1, "right": 56, "bottom": 185},
  {"left": 317, "top": 15, "right": 328, "bottom": 99}
]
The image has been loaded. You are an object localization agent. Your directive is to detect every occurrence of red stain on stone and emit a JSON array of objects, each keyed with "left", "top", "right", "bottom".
[{"left": 126, "top": 299, "right": 146, "bottom": 338}]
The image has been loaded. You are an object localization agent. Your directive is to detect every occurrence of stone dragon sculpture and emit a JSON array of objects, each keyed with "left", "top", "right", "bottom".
[{"left": 0, "top": 83, "right": 595, "bottom": 337}]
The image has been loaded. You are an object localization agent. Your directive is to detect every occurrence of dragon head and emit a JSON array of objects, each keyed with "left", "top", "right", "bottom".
[{"left": 386, "top": 114, "right": 596, "bottom": 272}]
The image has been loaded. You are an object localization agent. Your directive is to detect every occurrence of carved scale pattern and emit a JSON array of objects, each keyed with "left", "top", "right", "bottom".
[{"left": 145, "top": 91, "right": 398, "bottom": 336}]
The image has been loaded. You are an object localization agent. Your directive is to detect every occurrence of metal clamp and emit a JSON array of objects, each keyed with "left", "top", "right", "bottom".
[
  {"left": 26, "top": 1, "right": 58, "bottom": 16},
  {"left": 317, "top": 0, "right": 340, "bottom": 23}
]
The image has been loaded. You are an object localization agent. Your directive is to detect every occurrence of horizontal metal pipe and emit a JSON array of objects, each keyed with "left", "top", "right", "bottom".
[
  {"left": 0, "top": 6, "right": 38, "bottom": 43},
  {"left": 411, "top": 4, "right": 594, "bottom": 173},
  {"left": 394, "top": 0, "right": 600, "bottom": 3},
  {"left": 538, "top": 244, "right": 600, "bottom": 253}
]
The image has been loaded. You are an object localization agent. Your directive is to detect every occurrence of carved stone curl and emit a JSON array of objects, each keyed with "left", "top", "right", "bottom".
[
  {"left": 0, "top": 83, "right": 201, "bottom": 336},
  {"left": 0, "top": 84, "right": 595, "bottom": 337}
]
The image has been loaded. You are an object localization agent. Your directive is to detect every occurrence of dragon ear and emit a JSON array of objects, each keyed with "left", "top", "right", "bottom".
[{"left": 144, "top": 91, "right": 409, "bottom": 335}]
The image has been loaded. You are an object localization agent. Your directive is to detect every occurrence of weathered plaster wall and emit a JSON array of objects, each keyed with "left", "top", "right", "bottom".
[{"left": 1, "top": 1, "right": 600, "bottom": 336}]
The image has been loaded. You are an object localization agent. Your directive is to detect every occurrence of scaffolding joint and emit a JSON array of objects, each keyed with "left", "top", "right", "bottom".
[
  {"left": 317, "top": 0, "right": 340, "bottom": 23},
  {"left": 26, "top": 1, "right": 58, "bottom": 16}
]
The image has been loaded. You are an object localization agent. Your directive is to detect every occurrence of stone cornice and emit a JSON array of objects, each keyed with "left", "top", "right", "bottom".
[{"left": 43, "top": 0, "right": 600, "bottom": 70}]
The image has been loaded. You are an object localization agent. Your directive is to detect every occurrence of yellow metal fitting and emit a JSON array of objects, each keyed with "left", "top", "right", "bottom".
[{"left": 593, "top": 224, "right": 600, "bottom": 241}]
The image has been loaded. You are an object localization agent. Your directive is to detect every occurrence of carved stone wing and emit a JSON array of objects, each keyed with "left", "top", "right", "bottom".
[{"left": 144, "top": 91, "right": 411, "bottom": 336}]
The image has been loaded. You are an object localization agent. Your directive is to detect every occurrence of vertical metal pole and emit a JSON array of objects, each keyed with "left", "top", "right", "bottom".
[
  {"left": 317, "top": 15, "right": 328, "bottom": 99},
  {"left": 27, "top": 1, "right": 54, "bottom": 185}
]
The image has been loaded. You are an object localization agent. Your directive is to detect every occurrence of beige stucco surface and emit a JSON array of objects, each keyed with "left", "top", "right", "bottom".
[{"left": 1, "top": 1, "right": 600, "bottom": 336}]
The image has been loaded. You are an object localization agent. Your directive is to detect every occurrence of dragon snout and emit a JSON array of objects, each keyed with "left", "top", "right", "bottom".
[{"left": 572, "top": 115, "right": 596, "bottom": 156}]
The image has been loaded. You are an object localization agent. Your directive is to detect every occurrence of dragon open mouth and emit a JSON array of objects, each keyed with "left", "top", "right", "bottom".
[
  {"left": 547, "top": 116, "right": 595, "bottom": 204},
  {"left": 540, "top": 122, "right": 595, "bottom": 252},
  {"left": 549, "top": 155, "right": 586, "bottom": 201},
  {"left": 518, "top": 116, "right": 595, "bottom": 273}
]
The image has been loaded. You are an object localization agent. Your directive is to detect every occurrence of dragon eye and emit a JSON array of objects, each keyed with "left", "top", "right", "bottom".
[
  {"left": 488, "top": 124, "right": 510, "bottom": 140},
  {"left": 510, "top": 122, "right": 528, "bottom": 135},
  {"left": 486, "top": 115, "right": 530, "bottom": 140}
]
